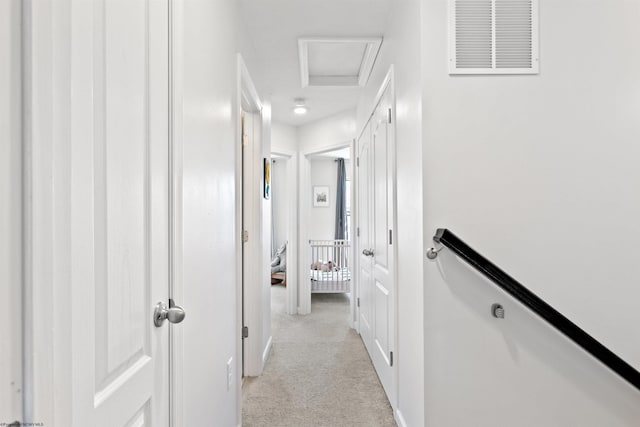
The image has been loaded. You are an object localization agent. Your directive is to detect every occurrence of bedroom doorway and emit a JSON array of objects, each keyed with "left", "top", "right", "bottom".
[
  {"left": 299, "top": 143, "right": 355, "bottom": 321},
  {"left": 269, "top": 150, "right": 298, "bottom": 316}
]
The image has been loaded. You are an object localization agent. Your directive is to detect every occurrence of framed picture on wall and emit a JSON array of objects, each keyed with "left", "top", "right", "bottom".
[
  {"left": 313, "top": 185, "right": 329, "bottom": 207},
  {"left": 264, "top": 158, "right": 271, "bottom": 199}
]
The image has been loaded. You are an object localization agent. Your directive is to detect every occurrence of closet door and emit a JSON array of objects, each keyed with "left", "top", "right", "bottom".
[{"left": 356, "top": 75, "right": 396, "bottom": 406}]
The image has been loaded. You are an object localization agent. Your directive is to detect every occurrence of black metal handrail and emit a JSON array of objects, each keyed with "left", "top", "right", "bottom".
[{"left": 432, "top": 228, "right": 640, "bottom": 392}]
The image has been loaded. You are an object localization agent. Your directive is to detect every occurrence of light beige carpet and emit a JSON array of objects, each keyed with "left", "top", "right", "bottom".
[{"left": 242, "top": 285, "right": 397, "bottom": 427}]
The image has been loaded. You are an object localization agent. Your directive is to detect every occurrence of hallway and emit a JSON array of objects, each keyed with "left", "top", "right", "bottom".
[{"left": 242, "top": 286, "right": 396, "bottom": 427}]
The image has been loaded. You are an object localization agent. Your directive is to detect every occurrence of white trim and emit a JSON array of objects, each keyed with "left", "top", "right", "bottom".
[
  {"left": 0, "top": 1, "right": 23, "bottom": 421},
  {"left": 358, "top": 41, "right": 382, "bottom": 87},
  {"left": 270, "top": 147, "right": 298, "bottom": 315},
  {"left": 372, "top": 67, "right": 394, "bottom": 116},
  {"left": 394, "top": 408, "right": 408, "bottom": 427},
  {"left": 348, "top": 141, "right": 356, "bottom": 329},
  {"left": 239, "top": 55, "right": 262, "bottom": 112},
  {"left": 298, "top": 37, "right": 382, "bottom": 88},
  {"left": 22, "top": 1, "right": 70, "bottom": 423},
  {"left": 262, "top": 336, "right": 273, "bottom": 366},
  {"left": 234, "top": 54, "right": 244, "bottom": 424},
  {"left": 353, "top": 133, "right": 361, "bottom": 335},
  {"left": 298, "top": 40, "right": 309, "bottom": 87}
]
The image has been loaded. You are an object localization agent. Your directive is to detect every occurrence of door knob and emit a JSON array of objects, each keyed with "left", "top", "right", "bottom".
[
  {"left": 154, "top": 300, "right": 186, "bottom": 327},
  {"left": 362, "top": 249, "right": 374, "bottom": 257}
]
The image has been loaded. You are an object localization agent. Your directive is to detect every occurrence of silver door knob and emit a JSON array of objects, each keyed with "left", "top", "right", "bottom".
[
  {"left": 362, "top": 249, "right": 374, "bottom": 257},
  {"left": 154, "top": 300, "right": 186, "bottom": 327}
]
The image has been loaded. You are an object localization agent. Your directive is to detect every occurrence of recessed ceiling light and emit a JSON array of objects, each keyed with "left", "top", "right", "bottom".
[{"left": 293, "top": 98, "right": 307, "bottom": 115}]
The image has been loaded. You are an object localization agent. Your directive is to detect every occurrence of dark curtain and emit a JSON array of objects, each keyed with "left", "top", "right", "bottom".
[{"left": 334, "top": 158, "right": 347, "bottom": 240}]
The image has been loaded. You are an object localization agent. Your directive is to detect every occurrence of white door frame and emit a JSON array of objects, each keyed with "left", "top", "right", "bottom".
[
  {"left": 236, "top": 54, "right": 270, "bottom": 381},
  {"left": 22, "top": 2, "right": 74, "bottom": 423},
  {"left": 298, "top": 142, "right": 354, "bottom": 316},
  {"left": 169, "top": 0, "right": 184, "bottom": 424},
  {"left": 270, "top": 148, "right": 299, "bottom": 315},
  {"left": 355, "top": 65, "right": 399, "bottom": 407},
  {"left": 0, "top": 0, "right": 23, "bottom": 422},
  {"left": 353, "top": 129, "right": 367, "bottom": 337}
]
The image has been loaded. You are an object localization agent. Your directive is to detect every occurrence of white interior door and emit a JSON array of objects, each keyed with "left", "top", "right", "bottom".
[
  {"left": 357, "top": 81, "right": 396, "bottom": 404},
  {"left": 70, "top": 1, "right": 171, "bottom": 425},
  {"left": 370, "top": 85, "right": 395, "bottom": 402},
  {"left": 357, "top": 124, "right": 373, "bottom": 351}
]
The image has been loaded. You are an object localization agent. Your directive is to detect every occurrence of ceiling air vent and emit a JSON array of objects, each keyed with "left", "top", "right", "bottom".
[{"left": 449, "top": 0, "right": 538, "bottom": 75}]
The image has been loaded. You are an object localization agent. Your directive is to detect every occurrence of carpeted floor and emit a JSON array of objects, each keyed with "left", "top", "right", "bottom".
[{"left": 242, "top": 285, "right": 397, "bottom": 427}]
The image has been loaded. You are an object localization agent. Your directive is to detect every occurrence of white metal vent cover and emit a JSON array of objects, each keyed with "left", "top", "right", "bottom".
[
  {"left": 298, "top": 37, "right": 382, "bottom": 87},
  {"left": 449, "top": 0, "right": 539, "bottom": 74}
]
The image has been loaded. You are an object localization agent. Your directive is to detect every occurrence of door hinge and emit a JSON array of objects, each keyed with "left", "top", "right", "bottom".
[
  {"left": 357, "top": 297, "right": 360, "bottom": 307},
  {"left": 356, "top": 157, "right": 360, "bottom": 167},
  {"left": 356, "top": 227, "right": 360, "bottom": 237},
  {"left": 242, "top": 326, "right": 249, "bottom": 339},
  {"left": 389, "top": 229, "right": 393, "bottom": 245},
  {"left": 387, "top": 108, "right": 392, "bottom": 124},
  {"left": 243, "top": 230, "right": 249, "bottom": 242},
  {"left": 390, "top": 351, "right": 394, "bottom": 367}
]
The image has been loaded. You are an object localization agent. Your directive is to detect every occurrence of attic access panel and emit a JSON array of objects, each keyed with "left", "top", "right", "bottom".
[{"left": 298, "top": 37, "right": 382, "bottom": 87}]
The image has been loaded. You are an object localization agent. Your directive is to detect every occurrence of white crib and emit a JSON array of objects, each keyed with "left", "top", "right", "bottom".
[{"left": 309, "top": 239, "right": 351, "bottom": 293}]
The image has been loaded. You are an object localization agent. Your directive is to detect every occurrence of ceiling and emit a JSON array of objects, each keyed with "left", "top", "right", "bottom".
[{"left": 238, "top": 0, "right": 393, "bottom": 127}]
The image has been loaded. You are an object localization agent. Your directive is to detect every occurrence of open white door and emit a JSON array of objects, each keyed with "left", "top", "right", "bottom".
[
  {"left": 357, "top": 75, "right": 396, "bottom": 405},
  {"left": 69, "top": 1, "right": 171, "bottom": 425}
]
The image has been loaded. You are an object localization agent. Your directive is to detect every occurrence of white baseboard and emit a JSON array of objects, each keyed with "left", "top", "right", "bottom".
[
  {"left": 262, "top": 335, "right": 272, "bottom": 366},
  {"left": 395, "top": 408, "right": 408, "bottom": 427}
]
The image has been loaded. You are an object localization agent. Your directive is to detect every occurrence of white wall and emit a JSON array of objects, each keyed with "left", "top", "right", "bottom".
[
  {"left": 0, "top": 0, "right": 22, "bottom": 422},
  {"left": 271, "top": 159, "right": 289, "bottom": 250},
  {"left": 180, "top": 0, "right": 244, "bottom": 424},
  {"left": 356, "top": 0, "right": 425, "bottom": 425},
  {"left": 271, "top": 120, "right": 296, "bottom": 251},
  {"left": 422, "top": 1, "right": 640, "bottom": 426},
  {"left": 309, "top": 159, "right": 338, "bottom": 241},
  {"left": 297, "top": 110, "right": 357, "bottom": 153},
  {"left": 271, "top": 121, "right": 297, "bottom": 153}
]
